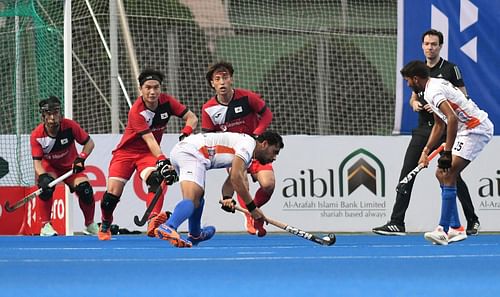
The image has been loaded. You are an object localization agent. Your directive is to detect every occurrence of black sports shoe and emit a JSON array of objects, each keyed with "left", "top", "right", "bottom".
[
  {"left": 466, "top": 220, "right": 480, "bottom": 236},
  {"left": 372, "top": 222, "right": 406, "bottom": 236}
]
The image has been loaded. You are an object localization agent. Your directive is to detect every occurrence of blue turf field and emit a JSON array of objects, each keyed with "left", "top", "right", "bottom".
[{"left": 1, "top": 233, "right": 500, "bottom": 296}]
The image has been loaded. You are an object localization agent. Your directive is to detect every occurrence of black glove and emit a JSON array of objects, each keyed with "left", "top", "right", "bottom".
[
  {"left": 73, "top": 157, "right": 85, "bottom": 173},
  {"left": 179, "top": 133, "right": 189, "bottom": 141},
  {"left": 437, "top": 150, "right": 452, "bottom": 169},
  {"left": 156, "top": 158, "right": 171, "bottom": 172},
  {"left": 156, "top": 158, "right": 178, "bottom": 185},
  {"left": 38, "top": 173, "right": 54, "bottom": 190},
  {"left": 38, "top": 173, "right": 55, "bottom": 200},
  {"left": 220, "top": 198, "right": 236, "bottom": 213},
  {"left": 162, "top": 169, "right": 179, "bottom": 185}
]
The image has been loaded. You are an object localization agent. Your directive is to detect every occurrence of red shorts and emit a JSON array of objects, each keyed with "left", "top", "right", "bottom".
[
  {"left": 247, "top": 159, "right": 273, "bottom": 175},
  {"left": 41, "top": 161, "right": 86, "bottom": 185},
  {"left": 108, "top": 150, "right": 157, "bottom": 181}
]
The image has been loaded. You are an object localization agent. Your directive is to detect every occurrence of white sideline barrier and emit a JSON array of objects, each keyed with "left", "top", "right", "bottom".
[
  {"left": 80, "top": 134, "right": 500, "bottom": 233},
  {"left": 1, "top": 135, "right": 499, "bottom": 233}
]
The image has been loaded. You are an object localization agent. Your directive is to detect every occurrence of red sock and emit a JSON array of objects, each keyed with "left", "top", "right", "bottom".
[
  {"left": 146, "top": 184, "right": 166, "bottom": 219},
  {"left": 253, "top": 188, "right": 272, "bottom": 208},
  {"left": 237, "top": 194, "right": 247, "bottom": 210},
  {"left": 38, "top": 197, "right": 53, "bottom": 224},
  {"left": 78, "top": 198, "right": 95, "bottom": 226}
]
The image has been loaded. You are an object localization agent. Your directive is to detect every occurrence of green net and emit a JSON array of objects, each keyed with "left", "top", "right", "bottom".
[
  {"left": 0, "top": 0, "right": 64, "bottom": 185},
  {"left": 0, "top": 0, "right": 397, "bottom": 186}
]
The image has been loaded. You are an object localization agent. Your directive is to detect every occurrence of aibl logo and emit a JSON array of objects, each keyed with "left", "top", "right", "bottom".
[
  {"left": 281, "top": 148, "right": 386, "bottom": 198},
  {"left": 339, "top": 149, "right": 386, "bottom": 197}
]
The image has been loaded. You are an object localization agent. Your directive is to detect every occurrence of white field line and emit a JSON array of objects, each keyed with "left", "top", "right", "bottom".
[{"left": 2, "top": 253, "right": 500, "bottom": 263}]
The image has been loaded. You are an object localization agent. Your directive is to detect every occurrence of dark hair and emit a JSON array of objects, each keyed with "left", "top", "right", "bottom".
[
  {"left": 256, "top": 131, "right": 284, "bottom": 149},
  {"left": 39, "top": 96, "right": 61, "bottom": 113},
  {"left": 206, "top": 61, "right": 234, "bottom": 88},
  {"left": 138, "top": 69, "right": 165, "bottom": 86},
  {"left": 421, "top": 29, "right": 444, "bottom": 45},
  {"left": 400, "top": 60, "right": 430, "bottom": 79}
]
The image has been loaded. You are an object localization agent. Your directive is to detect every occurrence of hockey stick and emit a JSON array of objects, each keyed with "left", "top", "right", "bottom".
[
  {"left": 221, "top": 201, "right": 336, "bottom": 246},
  {"left": 4, "top": 170, "right": 73, "bottom": 212},
  {"left": 396, "top": 144, "right": 445, "bottom": 194},
  {"left": 133, "top": 180, "right": 166, "bottom": 226}
]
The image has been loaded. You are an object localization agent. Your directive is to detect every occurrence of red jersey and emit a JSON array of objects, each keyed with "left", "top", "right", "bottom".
[
  {"left": 201, "top": 88, "right": 272, "bottom": 135},
  {"left": 30, "top": 118, "right": 90, "bottom": 170},
  {"left": 114, "top": 93, "right": 188, "bottom": 153}
]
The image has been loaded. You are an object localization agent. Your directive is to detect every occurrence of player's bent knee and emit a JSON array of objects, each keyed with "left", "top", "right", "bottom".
[
  {"left": 75, "top": 181, "right": 94, "bottom": 205},
  {"left": 259, "top": 183, "right": 275, "bottom": 194},
  {"left": 101, "top": 192, "right": 120, "bottom": 212},
  {"left": 146, "top": 171, "right": 162, "bottom": 193},
  {"left": 257, "top": 175, "right": 275, "bottom": 191}
]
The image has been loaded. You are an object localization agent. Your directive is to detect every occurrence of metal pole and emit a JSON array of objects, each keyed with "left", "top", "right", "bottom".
[
  {"left": 63, "top": 0, "right": 74, "bottom": 235},
  {"left": 117, "top": 0, "right": 140, "bottom": 91},
  {"left": 15, "top": 15, "right": 22, "bottom": 136},
  {"left": 110, "top": 0, "right": 119, "bottom": 133},
  {"left": 167, "top": 28, "right": 179, "bottom": 97},
  {"left": 317, "top": 33, "right": 329, "bottom": 135}
]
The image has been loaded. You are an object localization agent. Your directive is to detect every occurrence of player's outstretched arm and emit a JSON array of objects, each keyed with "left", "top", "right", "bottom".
[
  {"left": 220, "top": 175, "right": 236, "bottom": 212},
  {"left": 230, "top": 156, "right": 265, "bottom": 221},
  {"left": 439, "top": 101, "right": 458, "bottom": 152},
  {"left": 142, "top": 132, "right": 164, "bottom": 158}
]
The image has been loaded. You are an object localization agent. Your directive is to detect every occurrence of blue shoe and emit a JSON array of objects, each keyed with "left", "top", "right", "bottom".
[{"left": 187, "top": 226, "right": 216, "bottom": 245}]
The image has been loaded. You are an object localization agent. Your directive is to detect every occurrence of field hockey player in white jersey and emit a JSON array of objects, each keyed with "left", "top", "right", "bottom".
[
  {"left": 400, "top": 60, "right": 494, "bottom": 245},
  {"left": 153, "top": 131, "right": 284, "bottom": 247}
]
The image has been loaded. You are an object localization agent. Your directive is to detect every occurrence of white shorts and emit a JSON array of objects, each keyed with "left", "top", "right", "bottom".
[
  {"left": 169, "top": 142, "right": 210, "bottom": 189},
  {"left": 454, "top": 118, "right": 494, "bottom": 161}
]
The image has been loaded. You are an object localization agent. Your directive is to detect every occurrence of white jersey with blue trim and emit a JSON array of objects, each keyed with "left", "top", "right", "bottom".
[{"left": 424, "top": 78, "right": 488, "bottom": 133}]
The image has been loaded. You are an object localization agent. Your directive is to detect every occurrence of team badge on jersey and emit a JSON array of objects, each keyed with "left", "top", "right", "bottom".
[
  {"left": 37, "top": 136, "right": 55, "bottom": 154},
  {"left": 234, "top": 106, "right": 243, "bottom": 113},
  {"left": 140, "top": 109, "right": 154, "bottom": 127},
  {"left": 61, "top": 138, "right": 68, "bottom": 145},
  {"left": 161, "top": 112, "right": 169, "bottom": 119}
]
